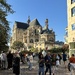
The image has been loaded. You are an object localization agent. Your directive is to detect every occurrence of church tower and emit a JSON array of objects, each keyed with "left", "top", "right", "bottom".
[
  {"left": 27, "top": 16, "right": 30, "bottom": 24},
  {"left": 45, "top": 19, "right": 48, "bottom": 29}
]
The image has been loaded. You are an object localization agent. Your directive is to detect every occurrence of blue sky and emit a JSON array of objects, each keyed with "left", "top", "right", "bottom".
[{"left": 7, "top": 0, "right": 67, "bottom": 42}]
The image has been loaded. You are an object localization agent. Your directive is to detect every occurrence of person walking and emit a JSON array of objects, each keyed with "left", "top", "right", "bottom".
[
  {"left": 0, "top": 51, "right": 7, "bottom": 69},
  {"left": 13, "top": 52, "right": 20, "bottom": 75},
  {"left": 58, "top": 54, "right": 62, "bottom": 65},
  {"left": 45, "top": 52, "right": 52, "bottom": 75},
  {"left": 38, "top": 53, "right": 45, "bottom": 75},
  {"left": 51, "top": 54, "right": 56, "bottom": 75},
  {"left": 56, "top": 54, "right": 60, "bottom": 67},
  {"left": 62, "top": 52, "right": 67, "bottom": 67},
  {"left": 69, "top": 54, "right": 75, "bottom": 75},
  {"left": 7, "top": 51, "right": 13, "bottom": 70},
  {"left": 28, "top": 53, "right": 33, "bottom": 70}
]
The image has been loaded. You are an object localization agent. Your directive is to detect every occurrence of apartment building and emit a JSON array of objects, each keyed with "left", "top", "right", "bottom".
[{"left": 65, "top": 0, "right": 75, "bottom": 56}]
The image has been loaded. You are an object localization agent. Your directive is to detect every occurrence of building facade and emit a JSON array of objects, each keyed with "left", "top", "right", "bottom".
[
  {"left": 65, "top": 0, "right": 75, "bottom": 56},
  {"left": 10, "top": 17, "right": 55, "bottom": 52}
]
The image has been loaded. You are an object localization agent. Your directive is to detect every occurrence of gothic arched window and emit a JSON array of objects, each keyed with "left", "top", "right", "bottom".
[
  {"left": 30, "top": 39, "right": 33, "bottom": 43},
  {"left": 35, "top": 39, "right": 39, "bottom": 42}
]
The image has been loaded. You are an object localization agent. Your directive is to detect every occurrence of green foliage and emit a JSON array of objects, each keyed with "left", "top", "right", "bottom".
[
  {"left": 30, "top": 46, "right": 38, "bottom": 52},
  {"left": 62, "top": 44, "right": 69, "bottom": 51},
  {"left": 11, "top": 41, "right": 24, "bottom": 51},
  {"left": 20, "top": 50, "right": 33, "bottom": 54},
  {"left": 0, "top": 0, "right": 14, "bottom": 52},
  {"left": 48, "top": 47, "right": 69, "bottom": 53}
]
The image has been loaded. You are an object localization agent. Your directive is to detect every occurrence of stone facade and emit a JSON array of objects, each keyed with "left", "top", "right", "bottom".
[
  {"left": 10, "top": 17, "right": 55, "bottom": 52},
  {"left": 65, "top": 0, "right": 75, "bottom": 56}
]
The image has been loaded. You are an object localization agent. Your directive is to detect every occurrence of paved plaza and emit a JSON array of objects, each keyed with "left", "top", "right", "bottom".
[{"left": 0, "top": 57, "right": 75, "bottom": 75}]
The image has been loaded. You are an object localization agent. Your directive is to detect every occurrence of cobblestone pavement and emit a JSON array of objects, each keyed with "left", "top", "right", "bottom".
[{"left": 0, "top": 57, "right": 75, "bottom": 75}]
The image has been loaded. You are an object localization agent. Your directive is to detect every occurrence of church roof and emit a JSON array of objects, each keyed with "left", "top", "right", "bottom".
[
  {"left": 41, "top": 28, "right": 53, "bottom": 34},
  {"left": 29, "top": 19, "right": 41, "bottom": 26},
  {"left": 15, "top": 21, "right": 29, "bottom": 29}
]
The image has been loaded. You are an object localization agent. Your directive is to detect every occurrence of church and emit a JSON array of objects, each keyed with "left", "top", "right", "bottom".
[{"left": 10, "top": 17, "right": 55, "bottom": 52}]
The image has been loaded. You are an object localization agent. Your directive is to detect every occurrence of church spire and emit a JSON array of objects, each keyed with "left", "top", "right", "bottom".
[
  {"left": 45, "top": 19, "right": 48, "bottom": 29},
  {"left": 27, "top": 16, "right": 30, "bottom": 24}
]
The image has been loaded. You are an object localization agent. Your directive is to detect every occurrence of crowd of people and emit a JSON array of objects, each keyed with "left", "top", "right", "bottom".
[
  {"left": 0, "top": 51, "right": 20, "bottom": 75},
  {"left": 38, "top": 51, "right": 75, "bottom": 75},
  {"left": 38, "top": 52, "right": 63, "bottom": 75},
  {"left": 0, "top": 51, "right": 13, "bottom": 70},
  {"left": 0, "top": 50, "right": 75, "bottom": 75},
  {"left": 0, "top": 51, "right": 34, "bottom": 75}
]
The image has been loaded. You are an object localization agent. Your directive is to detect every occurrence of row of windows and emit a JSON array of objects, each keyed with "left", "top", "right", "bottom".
[
  {"left": 72, "top": 23, "right": 75, "bottom": 30},
  {"left": 25, "top": 39, "right": 39, "bottom": 43},
  {"left": 65, "top": 23, "right": 75, "bottom": 36},
  {"left": 30, "top": 39, "right": 39, "bottom": 43},
  {"left": 71, "top": 0, "right": 75, "bottom": 17},
  {"left": 70, "top": 0, "right": 75, "bottom": 30},
  {"left": 66, "top": 0, "right": 75, "bottom": 41}
]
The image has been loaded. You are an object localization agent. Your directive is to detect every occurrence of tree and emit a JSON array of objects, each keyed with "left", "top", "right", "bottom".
[
  {"left": 30, "top": 46, "right": 38, "bottom": 52},
  {"left": 0, "top": 0, "right": 14, "bottom": 52},
  {"left": 62, "top": 44, "right": 69, "bottom": 52},
  {"left": 11, "top": 41, "right": 24, "bottom": 51}
]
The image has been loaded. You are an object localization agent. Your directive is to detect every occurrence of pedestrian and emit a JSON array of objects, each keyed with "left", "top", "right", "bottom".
[
  {"left": 20, "top": 53, "right": 24, "bottom": 63},
  {"left": 38, "top": 53, "right": 45, "bottom": 75},
  {"left": 58, "top": 54, "right": 62, "bottom": 64},
  {"left": 56, "top": 54, "right": 60, "bottom": 67},
  {"left": 69, "top": 54, "right": 75, "bottom": 75},
  {"left": 7, "top": 51, "right": 13, "bottom": 70},
  {"left": 62, "top": 52, "right": 67, "bottom": 67},
  {"left": 0, "top": 51, "right": 7, "bottom": 69},
  {"left": 13, "top": 52, "right": 20, "bottom": 75},
  {"left": 45, "top": 52, "right": 52, "bottom": 75},
  {"left": 21, "top": 53, "right": 25, "bottom": 64},
  {"left": 27, "top": 53, "right": 33, "bottom": 70},
  {"left": 0, "top": 51, "right": 4, "bottom": 69},
  {"left": 51, "top": 54, "right": 56, "bottom": 75}
]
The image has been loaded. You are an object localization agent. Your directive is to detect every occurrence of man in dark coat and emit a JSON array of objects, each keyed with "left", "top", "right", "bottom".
[
  {"left": 13, "top": 52, "right": 20, "bottom": 75},
  {"left": 45, "top": 52, "right": 52, "bottom": 75},
  {"left": 7, "top": 51, "right": 13, "bottom": 69}
]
